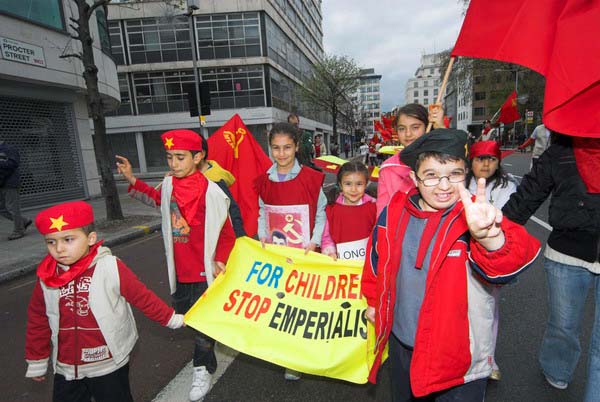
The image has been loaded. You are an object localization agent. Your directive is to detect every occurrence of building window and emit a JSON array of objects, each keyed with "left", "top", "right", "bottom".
[
  {"left": 196, "top": 13, "right": 261, "bottom": 61},
  {"left": 265, "top": 15, "right": 312, "bottom": 83},
  {"left": 474, "top": 76, "right": 483, "bottom": 85},
  {"left": 96, "top": 7, "right": 111, "bottom": 55},
  {"left": 424, "top": 89, "right": 429, "bottom": 96},
  {"left": 133, "top": 70, "right": 195, "bottom": 114},
  {"left": 106, "top": 73, "right": 133, "bottom": 116},
  {"left": 473, "top": 107, "right": 485, "bottom": 116},
  {"left": 126, "top": 16, "right": 192, "bottom": 64},
  {"left": 202, "top": 65, "right": 265, "bottom": 109},
  {"left": 1, "top": 0, "right": 64, "bottom": 30},
  {"left": 474, "top": 91, "right": 486, "bottom": 101},
  {"left": 434, "top": 88, "right": 438, "bottom": 96},
  {"left": 424, "top": 80, "right": 429, "bottom": 86},
  {"left": 413, "top": 90, "right": 418, "bottom": 97},
  {"left": 413, "top": 82, "right": 418, "bottom": 88},
  {"left": 423, "top": 99, "right": 429, "bottom": 105},
  {"left": 108, "top": 21, "right": 125, "bottom": 65},
  {"left": 429, "top": 68, "right": 434, "bottom": 74}
]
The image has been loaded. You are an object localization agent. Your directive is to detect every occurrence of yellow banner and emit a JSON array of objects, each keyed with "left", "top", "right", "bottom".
[{"left": 185, "top": 237, "right": 376, "bottom": 384}]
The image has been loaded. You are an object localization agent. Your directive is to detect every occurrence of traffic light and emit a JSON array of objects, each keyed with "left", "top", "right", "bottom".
[
  {"left": 199, "top": 82, "right": 211, "bottom": 116},
  {"left": 184, "top": 82, "right": 211, "bottom": 117}
]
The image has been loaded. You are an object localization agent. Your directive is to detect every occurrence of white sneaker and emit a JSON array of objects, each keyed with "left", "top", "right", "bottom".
[
  {"left": 544, "top": 374, "right": 568, "bottom": 390},
  {"left": 189, "top": 366, "right": 212, "bottom": 401},
  {"left": 284, "top": 368, "right": 301, "bottom": 381}
]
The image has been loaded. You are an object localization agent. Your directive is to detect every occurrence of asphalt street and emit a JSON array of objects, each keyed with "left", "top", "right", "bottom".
[{"left": 1, "top": 152, "right": 594, "bottom": 402}]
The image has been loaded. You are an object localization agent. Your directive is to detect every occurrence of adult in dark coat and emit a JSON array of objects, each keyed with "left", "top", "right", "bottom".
[{"left": 0, "top": 141, "right": 32, "bottom": 240}]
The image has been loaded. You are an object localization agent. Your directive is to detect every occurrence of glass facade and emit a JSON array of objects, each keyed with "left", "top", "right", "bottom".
[
  {"left": 265, "top": 15, "right": 312, "bottom": 82},
  {"left": 106, "top": 73, "right": 132, "bottom": 116},
  {"left": 271, "top": 0, "right": 323, "bottom": 59},
  {"left": 201, "top": 65, "right": 265, "bottom": 109},
  {"left": 195, "top": 13, "right": 261, "bottom": 60},
  {"left": 133, "top": 70, "right": 195, "bottom": 114},
  {"left": 96, "top": 7, "right": 111, "bottom": 54},
  {"left": 108, "top": 21, "right": 125, "bottom": 65},
  {"left": 126, "top": 16, "right": 192, "bottom": 64},
  {"left": 1, "top": 0, "right": 63, "bottom": 30}
]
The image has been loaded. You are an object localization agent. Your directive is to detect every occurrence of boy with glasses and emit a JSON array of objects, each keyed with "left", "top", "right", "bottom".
[{"left": 361, "top": 129, "right": 541, "bottom": 401}]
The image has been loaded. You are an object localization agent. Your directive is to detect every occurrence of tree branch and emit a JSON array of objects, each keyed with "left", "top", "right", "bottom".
[{"left": 87, "top": 0, "right": 110, "bottom": 19}]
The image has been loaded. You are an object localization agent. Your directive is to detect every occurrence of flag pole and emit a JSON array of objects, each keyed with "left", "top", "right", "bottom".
[{"left": 427, "top": 56, "right": 455, "bottom": 133}]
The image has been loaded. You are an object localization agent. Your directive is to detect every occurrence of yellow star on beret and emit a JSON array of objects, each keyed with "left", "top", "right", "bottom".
[
  {"left": 164, "top": 137, "right": 174, "bottom": 149},
  {"left": 49, "top": 215, "right": 69, "bottom": 231}
]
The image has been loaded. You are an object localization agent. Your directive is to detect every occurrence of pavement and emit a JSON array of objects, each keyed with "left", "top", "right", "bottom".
[{"left": 0, "top": 178, "right": 164, "bottom": 283}]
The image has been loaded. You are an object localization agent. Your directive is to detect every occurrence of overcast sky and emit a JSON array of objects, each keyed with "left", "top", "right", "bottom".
[{"left": 322, "top": 0, "right": 466, "bottom": 111}]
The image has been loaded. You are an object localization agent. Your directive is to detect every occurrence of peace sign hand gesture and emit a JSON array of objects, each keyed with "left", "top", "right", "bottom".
[{"left": 459, "top": 178, "right": 505, "bottom": 251}]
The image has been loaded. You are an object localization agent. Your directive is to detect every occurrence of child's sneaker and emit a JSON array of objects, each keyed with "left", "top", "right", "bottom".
[
  {"left": 284, "top": 368, "right": 301, "bottom": 381},
  {"left": 189, "top": 366, "right": 212, "bottom": 401},
  {"left": 544, "top": 374, "right": 568, "bottom": 390}
]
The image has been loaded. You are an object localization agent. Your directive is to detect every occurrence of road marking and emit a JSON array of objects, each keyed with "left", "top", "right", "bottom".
[
  {"left": 117, "top": 232, "right": 160, "bottom": 249},
  {"left": 513, "top": 175, "right": 522, "bottom": 179},
  {"left": 8, "top": 279, "right": 36, "bottom": 291},
  {"left": 132, "top": 225, "right": 151, "bottom": 234},
  {"left": 504, "top": 163, "right": 513, "bottom": 166},
  {"left": 531, "top": 216, "right": 553, "bottom": 231}
]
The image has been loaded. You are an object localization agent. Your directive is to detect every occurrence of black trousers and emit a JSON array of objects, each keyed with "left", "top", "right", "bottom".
[
  {"left": 172, "top": 281, "right": 217, "bottom": 373},
  {"left": 389, "top": 334, "right": 487, "bottom": 402},
  {"left": 52, "top": 363, "right": 133, "bottom": 402}
]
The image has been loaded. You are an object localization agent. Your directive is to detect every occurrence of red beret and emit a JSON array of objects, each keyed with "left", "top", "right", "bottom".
[
  {"left": 161, "top": 129, "right": 202, "bottom": 151},
  {"left": 470, "top": 141, "right": 501, "bottom": 160},
  {"left": 35, "top": 201, "right": 94, "bottom": 235}
]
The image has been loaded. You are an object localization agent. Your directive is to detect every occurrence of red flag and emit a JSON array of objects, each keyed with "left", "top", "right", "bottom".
[
  {"left": 207, "top": 114, "right": 272, "bottom": 237},
  {"left": 497, "top": 91, "right": 521, "bottom": 124},
  {"left": 373, "top": 121, "right": 392, "bottom": 141},
  {"left": 381, "top": 115, "right": 395, "bottom": 131},
  {"left": 451, "top": 0, "right": 600, "bottom": 138}
]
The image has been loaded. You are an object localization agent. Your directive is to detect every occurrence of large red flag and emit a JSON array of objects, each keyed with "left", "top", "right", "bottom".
[
  {"left": 497, "top": 91, "right": 521, "bottom": 124},
  {"left": 207, "top": 114, "right": 272, "bottom": 237},
  {"left": 451, "top": 0, "right": 600, "bottom": 138}
]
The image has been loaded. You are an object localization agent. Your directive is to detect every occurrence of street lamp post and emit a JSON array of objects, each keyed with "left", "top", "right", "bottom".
[{"left": 186, "top": 3, "right": 208, "bottom": 138}]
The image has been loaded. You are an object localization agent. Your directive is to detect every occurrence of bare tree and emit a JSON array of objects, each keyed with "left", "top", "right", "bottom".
[
  {"left": 299, "top": 55, "right": 361, "bottom": 140},
  {"left": 61, "top": 0, "right": 123, "bottom": 220}
]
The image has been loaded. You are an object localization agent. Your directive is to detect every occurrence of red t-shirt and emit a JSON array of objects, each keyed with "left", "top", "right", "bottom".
[{"left": 170, "top": 195, "right": 207, "bottom": 283}]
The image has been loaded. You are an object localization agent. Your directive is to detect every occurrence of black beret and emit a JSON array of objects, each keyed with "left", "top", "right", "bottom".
[{"left": 400, "top": 129, "right": 469, "bottom": 170}]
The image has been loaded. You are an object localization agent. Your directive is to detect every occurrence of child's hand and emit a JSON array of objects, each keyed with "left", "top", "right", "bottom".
[
  {"left": 304, "top": 242, "right": 317, "bottom": 255},
  {"left": 365, "top": 306, "right": 376, "bottom": 324},
  {"left": 428, "top": 103, "right": 444, "bottom": 129},
  {"left": 214, "top": 261, "right": 226, "bottom": 277},
  {"left": 115, "top": 155, "right": 136, "bottom": 185},
  {"left": 167, "top": 313, "right": 185, "bottom": 329},
  {"left": 459, "top": 178, "right": 505, "bottom": 250},
  {"left": 260, "top": 238, "right": 266, "bottom": 249},
  {"left": 31, "top": 376, "right": 45, "bottom": 382},
  {"left": 322, "top": 247, "right": 337, "bottom": 261}
]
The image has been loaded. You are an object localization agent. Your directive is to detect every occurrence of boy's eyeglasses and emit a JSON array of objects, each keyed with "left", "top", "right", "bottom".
[{"left": 415, "top": 172, "right": 466, "bottom": 187}]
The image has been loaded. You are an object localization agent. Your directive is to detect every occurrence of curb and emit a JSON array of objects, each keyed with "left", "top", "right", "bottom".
[{"left": 0, "top": 220, "right": 162, "bottom": 284}]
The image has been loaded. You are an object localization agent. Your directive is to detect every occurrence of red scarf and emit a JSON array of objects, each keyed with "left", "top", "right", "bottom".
[
  {"left": 37, "top": 241, "right": 103, "bottom": 288},
  {"left": 172, "top": 171, "right": 207, "bottom": 226},
  {"left": 573, "top": 137, "right": 600, "bottom": 194}
]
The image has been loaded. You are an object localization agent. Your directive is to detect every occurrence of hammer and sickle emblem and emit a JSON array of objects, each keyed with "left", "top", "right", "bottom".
[
  {"left": 282, "top": 213, "right": 303, "bottom": 245},
  {"left": 223, "top": 127, "right": 247, "bottom": 159}
]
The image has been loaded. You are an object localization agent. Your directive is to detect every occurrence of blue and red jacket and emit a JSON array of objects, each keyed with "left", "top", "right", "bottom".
[{"left": 361, "top": 191, "right": 540, "bottom": 396}]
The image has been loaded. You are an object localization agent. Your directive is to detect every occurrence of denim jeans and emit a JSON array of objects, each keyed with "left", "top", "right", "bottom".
[
  {"left": 172, "top": 281, "right": 217, "bottom": 373},
  {"left": 539, "top": 258, "right": 600, "bottom": 402}
]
